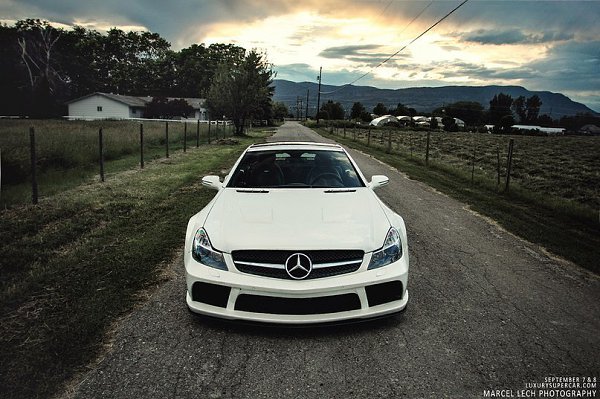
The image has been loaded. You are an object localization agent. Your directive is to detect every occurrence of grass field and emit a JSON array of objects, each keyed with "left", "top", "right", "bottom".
[
  {"left": 0, "top": 119, "right": 234, "bottom": 206},
  {"left": 0, "top": 129, "right": 269, "bottom": 399},
  {"left": 315, "top": 125, "right": 599, "bottom": 274},
  {"left": 325, "top": 125, "right": 600, "bottom": 211}
]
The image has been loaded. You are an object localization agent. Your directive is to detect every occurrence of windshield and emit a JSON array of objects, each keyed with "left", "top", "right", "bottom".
[{"left": 227, "top": 149, "right": 365, "bottom": 189}]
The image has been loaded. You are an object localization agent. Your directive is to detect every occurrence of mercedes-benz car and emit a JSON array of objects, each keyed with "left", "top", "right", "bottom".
[{"left": 184, "top": 142, "right": 409, "bottom": 324}]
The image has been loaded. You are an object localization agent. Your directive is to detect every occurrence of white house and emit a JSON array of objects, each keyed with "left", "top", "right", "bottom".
[{"left": 66, "top": 92, "right": 208, "bottom": 120}]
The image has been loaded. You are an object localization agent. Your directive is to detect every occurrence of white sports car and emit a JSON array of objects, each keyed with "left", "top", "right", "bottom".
[{"left": 184, "top": 142, "right": 409, "bottom": 324}]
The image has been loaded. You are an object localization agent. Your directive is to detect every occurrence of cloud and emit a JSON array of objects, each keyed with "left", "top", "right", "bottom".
[
  {"left": 320, "top": 44, "right": 382, "bottom": 59},
  {"left": 460, "top": 28, "right": 574, "bottom": 45},
  {"left": 318, "top": 44, "right": 409, "bottom": 64},
  {"left": 524, "top": 40, "right": 600, "bottom": 93},
  {"left": 2, "top": 0, "right": 599, "bottom": 110}
]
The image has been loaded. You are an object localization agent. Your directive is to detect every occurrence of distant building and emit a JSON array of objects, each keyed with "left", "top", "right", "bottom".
[
  {"left": 66, "top": 92, "right": 208, "bottom": 120},
  {"left": 579, "top": 124, "right": 600, "bottom": 135},
  {"left": 369, "top": 115, "right": 399, "bottom": 127},
  {"left": 454, "top": 118, "right": 465, "bottom": 128},
  {"left": 512, "top": 125, "right": 565, "bottom": 135}
]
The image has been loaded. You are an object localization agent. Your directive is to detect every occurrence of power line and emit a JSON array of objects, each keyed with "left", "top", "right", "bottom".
[
  {"left": 319, "top": 0, "right": 469, "bottom": 96},
  {"left": 377, "top": 0, "right": 396, "bottom": 19}
]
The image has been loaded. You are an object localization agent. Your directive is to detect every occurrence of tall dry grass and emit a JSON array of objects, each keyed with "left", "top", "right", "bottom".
[{"left": 0, "top": 119, "right": 235, "bottom": 205}]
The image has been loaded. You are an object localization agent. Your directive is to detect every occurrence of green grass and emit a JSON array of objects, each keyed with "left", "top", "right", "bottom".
[
  {"left": 0, "top": 119, "right": 235, "bottom": 206},
  {"left": 316, "top": 126, "right": 600, "bottom": 274},
  {"left": 0, "top": 129, "right": 270, "bottom": 399}
]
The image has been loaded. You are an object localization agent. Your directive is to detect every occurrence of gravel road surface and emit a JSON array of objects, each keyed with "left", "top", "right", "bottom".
[{"left": 70, "top": 121, "right": 599, "bottom": 399}]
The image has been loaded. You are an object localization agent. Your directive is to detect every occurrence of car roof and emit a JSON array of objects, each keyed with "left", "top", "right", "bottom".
[{"left": 247, "top": 142, "right": 344, "bottom": 152}]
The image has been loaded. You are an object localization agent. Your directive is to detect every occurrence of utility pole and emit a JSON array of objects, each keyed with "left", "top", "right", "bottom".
[
  {"left": 316, "top": 66, "right": 322, "bottom": 125},
  {"left": 305, "top": 89, "right": 309, "bottom": 121}
]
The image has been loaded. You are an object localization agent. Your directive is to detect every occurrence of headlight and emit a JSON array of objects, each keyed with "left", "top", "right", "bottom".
[
  {"left": 368, "top": 227, "right": 402, "bottom": 269},
  {"left": 191, "top": 228, "right": 227, "bottom": 270}
]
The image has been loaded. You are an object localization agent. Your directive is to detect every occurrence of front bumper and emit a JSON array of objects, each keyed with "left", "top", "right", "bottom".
[{"left": 185, "top": 251, "right": 409, "bottom": 324}]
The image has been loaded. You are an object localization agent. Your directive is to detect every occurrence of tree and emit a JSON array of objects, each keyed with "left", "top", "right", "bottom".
[
  {"left": 0, "top": 23, "right": 29, "bottom": 115},
  {"left": 319, "top": 100, "right": 344, "bottom": 120},
  {"left": 360, "top": 111, "right": 372, "bottom": 123},
  {"left": 350, "top": 102, "right": 366, "bottom": 120},
  {"left": 171, "top": 43, "right": 245, "bottom": 97},
  {"left": 430, "top": 117, "right": 438, "bottom": 129},
  {"left": 144, "top": 97, "right": 194, "bottom": 119},
  {"left": 526, "top": 95, "right": 542, "bottom": 123},
  {"left": 206, "top": 49, "right": 274, "bottom": 135},
  {"left": 498, "top": 114, "right": 515, "bottom": 132},
  {"left": 559, "top": 113, "right": 600, "bottom": 132},
  {"left": 373, "top": 103, "right": 388, "bottom": 116},
  {"left": 512, "top": 96, "right": 527, "bottom": 123},
  {"left": 272, "top": 102, "right": 288, "bottom": 121},
  {"left": 435, "top": 101, "right": 485, "bottom": 126},
  {"left": 15, "top": 19, "right": 66, "bottom": 117},
  {"left": 442, "top": 116, "right": 457, "bottom": 131},
  {"left": 391, "top": 103, "right": 410, "bottom": 116},
  {"left": 537, "top": 114, "right": 554, "bottom": 127},
  {"left": 168, "top": 98, "right": 194, "bottom": 118},
  {"left": 489, "top": 93, "right": 513, "bottom": 124},
  {"left": 1, "top": 19, "right": 259, "bottom": 117}
]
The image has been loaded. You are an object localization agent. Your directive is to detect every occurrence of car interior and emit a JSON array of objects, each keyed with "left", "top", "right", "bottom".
[{"left": 228, "top": 150, "right": 364, "bottom": 188}]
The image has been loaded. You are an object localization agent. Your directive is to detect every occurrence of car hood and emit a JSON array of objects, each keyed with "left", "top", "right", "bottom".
[{"left": 203, "top": 188, "right": 390, "bottom": 253}]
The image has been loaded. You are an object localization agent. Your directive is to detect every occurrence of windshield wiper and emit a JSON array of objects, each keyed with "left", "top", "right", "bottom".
[
  {"left": 324, "top": 189, "right": 356, "bottom": 193},
  {"left": 236, "top": 189, "right": 270, "bottom": 193}
]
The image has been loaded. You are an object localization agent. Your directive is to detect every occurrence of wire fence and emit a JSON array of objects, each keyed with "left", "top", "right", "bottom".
[
  {"left": 0, "top": 119, "right": 235, "bottom": 207},
  {"left": 328, "top": 125, "right": 600, "bottom": 212}
]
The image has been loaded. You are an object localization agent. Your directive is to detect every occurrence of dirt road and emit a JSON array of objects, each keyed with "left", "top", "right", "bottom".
[{"left": 70, "top": 121, "right": 599, "bottom": 399}]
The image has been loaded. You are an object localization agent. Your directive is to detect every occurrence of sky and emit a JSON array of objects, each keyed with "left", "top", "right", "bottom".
[{"left": 2, "top": 0, "right": 599, "bottom": 112}]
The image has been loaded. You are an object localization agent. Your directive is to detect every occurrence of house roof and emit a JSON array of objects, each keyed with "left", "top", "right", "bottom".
[
  {"left": 369, "top": 115, "right": 399, "bottom": 126},
  {"left": 66, "top": 92, "right": 205, "bottom": 109}
]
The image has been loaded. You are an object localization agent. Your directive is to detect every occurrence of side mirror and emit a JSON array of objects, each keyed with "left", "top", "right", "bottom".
[
  {"left": 369, "top": 175, "right": 389, "bottom": 190},
  {"left": 202, "top": 175, "right": 223, "bottom": 191}
]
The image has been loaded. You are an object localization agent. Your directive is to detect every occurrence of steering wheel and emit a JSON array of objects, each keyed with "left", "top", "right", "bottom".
[{"left": 309, "top": 172, "right": 344, "bottom": 186}]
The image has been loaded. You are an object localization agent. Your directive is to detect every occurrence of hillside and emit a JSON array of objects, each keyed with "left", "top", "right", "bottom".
[{"left": 273, "top": 79, "right": 598, "bottom": 119}]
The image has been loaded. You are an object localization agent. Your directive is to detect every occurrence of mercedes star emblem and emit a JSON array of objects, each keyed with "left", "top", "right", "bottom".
[{"left": 285, "top": 253, "right": 313, "bottom": 280}]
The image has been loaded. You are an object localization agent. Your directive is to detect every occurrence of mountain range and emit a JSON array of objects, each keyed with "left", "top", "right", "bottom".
[{"left": 272, "top": 79, "right": 597, "bottom": 119}]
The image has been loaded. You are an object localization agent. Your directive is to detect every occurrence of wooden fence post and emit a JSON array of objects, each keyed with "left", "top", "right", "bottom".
[
  {"left": 471, "top": 137, "right": 476, "bottom": 185},
  {"left": 367, "top": 128, "right": 371, "bottom": 146},
  {"left": 505, "top": 139, "right": 514, "bottom": 192},
  {"left": 165, "top": 121, "right": 169, "bottom": 158},
  {"left": 387, "top": 130, "right": 392, "bottom": 153},
  {"left": 196, "top": 120, "right": 200, "bottom": 148},
  {"left": 496, "top": 145, "right": 500, "bottom": 189},
  {"left": 183, "top": 122, "right": 187, "bottom": 153},
  {"left": 29, "top": 127, "right": 38, "bottom": 204},
  {"left": 343, "top": 126, "right": 346, "bottom": 138},
  {"left": 140, "top": 124, "right": 144, "bottom": 169},
  {"left": 208, "top": 120, "right": 211, "bottom": 144},
  {"left": 99, "top": 127, "right": 105, "bottom": 182},
  {"left": 425, "top": 131, "right": 431, "bottom": 166}
]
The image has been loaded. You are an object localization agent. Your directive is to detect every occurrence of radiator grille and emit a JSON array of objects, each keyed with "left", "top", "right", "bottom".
[{"left": 232, "top": 250, "right": 364, "bottom": 280}]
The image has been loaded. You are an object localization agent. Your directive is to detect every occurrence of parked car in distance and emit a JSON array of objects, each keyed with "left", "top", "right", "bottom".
[{"left": 184, "top": 142, "right": 409, "bottom": 324}]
